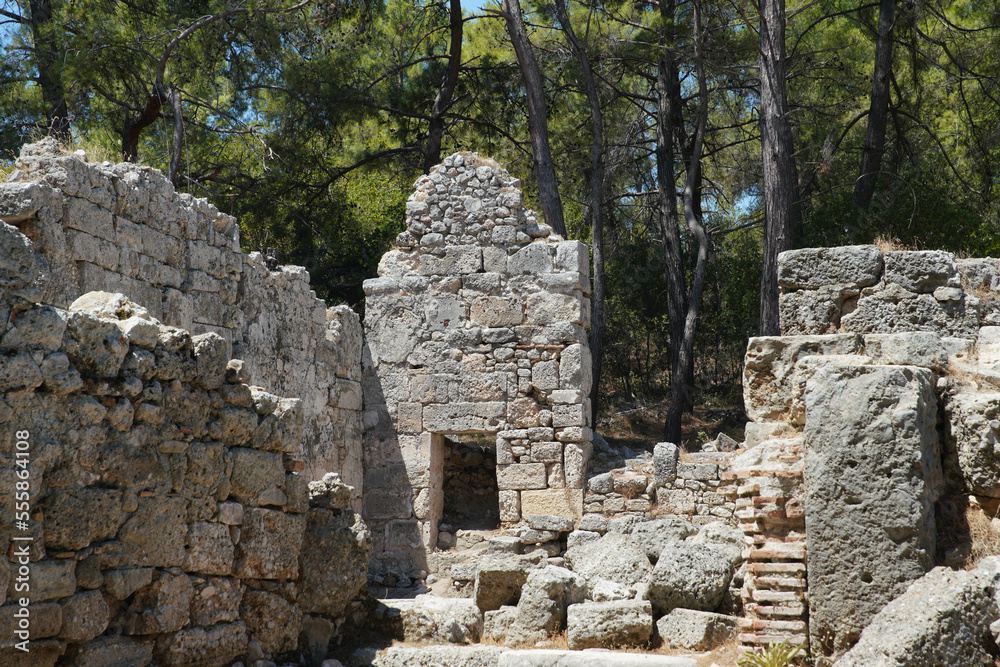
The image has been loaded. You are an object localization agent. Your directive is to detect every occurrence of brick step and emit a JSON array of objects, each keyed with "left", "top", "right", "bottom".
[
  {"left": 751, "top": 589, "right": 805, "bottom": 603},
  {"left": 743, "top": 601, "right": 808, "bottom": 617},
  {"left": 746, "top": 561, "right": 806, "bottom": 574},
  {"left": 737, "top": 618, "right": 808, "bottom": 632},
  {"left": 752, "top": 533, "right": 805, "bottom": 544},
  {"left": 752, "top": 576, "right": 807, "bottom": 589},
  {"left": 746, "top": 547, "right": 806, "bottom": 561}
]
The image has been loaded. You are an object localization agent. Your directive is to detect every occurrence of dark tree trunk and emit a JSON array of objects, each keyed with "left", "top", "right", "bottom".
[
  {"left": 554, "top": 0, "right": 605, "bottom": 426},
  {"left": 168, "top": 87, "right": 184, "bottom": 184},
  {"left": 758, "top": 0, "right": 799, "bottom": 336},
  {"left": 664, "top": 0, "right": 710, "bottom": 445},
  {"left": 122, "top": 87, "right": 168, "bottom": 162},
  {"left": 657, "top": 0, "right": 690, "bottom": 444},
  {"left": 500, "top": 0, "right": 567, "bottom": 238},
  {"left": 28, "top": 0, "right": 70, "bottom": 140},
  {"left": 423, "top": 0, "right": 463, "bottom": 173},
  {"left": 854, "top": 0, "right": 896, "bottom": 207}
]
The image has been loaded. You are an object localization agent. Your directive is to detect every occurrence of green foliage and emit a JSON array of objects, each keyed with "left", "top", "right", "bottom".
[{"left": 737, "top": 640, "right": 802, "bottom": 667}]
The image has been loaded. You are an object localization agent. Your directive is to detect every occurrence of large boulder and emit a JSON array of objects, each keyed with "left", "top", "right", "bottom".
[
  {"left": 506, "top": 566, "right": 587, "bottom": 647},
  {"left": 566, "top": 600, "right": 653, "bottom": 650},
  {"left": 474, "top": 553, "right": 545, "bottom": 612},
  {"left": 944, "top": 391, "right": 1000, "bottom": 498},
  {"left": 631, "top": 519, "right": 697, "bottom": 563},
  {"left": 687, "top": 522, "right": 745, "bottom": 568},
  {"left": 391, "top": 594, "right": 483, "bottom": 645},
  {"left": 834, "top": 558, "right": 1000, "bottom": 667},
  {"left": 778, "top": 245, "right": 883, "bottom": 290},
  {"left": 804, "top": 362, "right": 942, "bottom": 657},
  {"left": 647, "top": 542, "right": 733, "bottom": 615},
  {"left": 563, "top": 533, "right": 651, "bottom": 588},
  {"left": 655, "top": 608, "right": 737, "bottom": 651}
]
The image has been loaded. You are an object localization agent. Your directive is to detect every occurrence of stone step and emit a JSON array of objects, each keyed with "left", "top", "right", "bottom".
[
  {"left": 746, "top": 546, "right": 806, "bottom": 561},
  {"left": 752, "top": 576, "right": 807, "bottom": 589},
  {"left": 499, "top": 649, "right": 698, "bottom": 667},
  {"left": 751, "top": 589, "right": 805, "bottom": 603},
  {"left": 746, "top": 561, "right": 806, "bottom": 574},
  {"left": 745, "top": 603, "right": 808, "bottom": 618},
  {"left": 738, "top": 632, "right": 809, "bottom": 647},
  {"left": 737, "top": 618, "right": 808, "bottom": 632},
  {"left": 357, "top": 646, "right": 701, "bottom": 667}
]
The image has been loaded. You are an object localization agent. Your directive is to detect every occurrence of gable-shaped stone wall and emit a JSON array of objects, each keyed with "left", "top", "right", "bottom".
[{"left": 362, "top": 153, "right": 593, "bottom": 576}]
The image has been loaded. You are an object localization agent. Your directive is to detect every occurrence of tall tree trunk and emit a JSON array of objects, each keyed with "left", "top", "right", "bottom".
[
  {"left": 28, "top": 0, "right": 70, "bottom": 140},
  {"left": 168, "top": 87, "right": 184, "bottom": 184},
  {"left": 500, "top": 0, "right": 567, "bottom": 238},
  {"left": 666, "top": 0, "right": 711, "bottom": 445},
  {"left": 424, "top": 0, "right": 463, "bottom": 173},
  {"left": 554, "top": 0, "right": 604, "bottom": 426},
  {"left": 758, "top": 0, "right": 799, "bottom": 336},
  {"left": 657, "top": 0, "right": 690, "bottom": 444},
  {"left": 854, "top": 0, "right": 896, "bottom": 207},
  {"left": 123, "top": 87, "right": 168, "bottom": 162}
]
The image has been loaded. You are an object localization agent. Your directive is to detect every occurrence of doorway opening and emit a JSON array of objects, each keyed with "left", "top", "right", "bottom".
[{"left": 441, "top": 435, "right": 500, "bottom": 531}]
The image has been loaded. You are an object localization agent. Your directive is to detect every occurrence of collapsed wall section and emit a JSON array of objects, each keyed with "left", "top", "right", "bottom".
[
  {"left": 0, "top": 222, "right": 370, "bottom": 665},
  {"left": 362, "top": 153, "right": 593, "bottom": 576},
  {"left": 0, "top": 140, "right": 362, "bottom": 492}
]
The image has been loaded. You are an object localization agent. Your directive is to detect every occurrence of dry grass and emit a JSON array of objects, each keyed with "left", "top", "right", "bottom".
[
  {"left": 873, "top": 235, "right": 907, "bottom": 253},
  {"left": 966, "top": 501, "right": 1000, "bottom": 569}
]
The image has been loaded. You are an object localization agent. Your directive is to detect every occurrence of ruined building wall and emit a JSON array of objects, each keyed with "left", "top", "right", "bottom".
[
  {"left": 0, "top": 140, "right": 362, "bottom": 491},
  {"left": 738, "top": 245, "right": 1000, "bottom": 658},
  {"left": 0, "top": 222, "right": 370, "bottom": 665},
  {"left": 362, "top": 153, "right": 593, "bottom": 576}
]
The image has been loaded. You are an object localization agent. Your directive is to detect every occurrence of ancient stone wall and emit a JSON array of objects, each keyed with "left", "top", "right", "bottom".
[
  {"left": 0, "top": 222, "right": 370, "bottom": 665},
  {"left": 361, "top": 153, "right": 593, "bottom": 576},
  {"left": 0, "top": 140, "right": 362, "bottom": 491},
  {"left": 739, "top": 244, "right": 1000, "bottom": 659}
]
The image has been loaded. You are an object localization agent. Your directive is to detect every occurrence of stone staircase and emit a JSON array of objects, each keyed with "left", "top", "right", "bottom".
[{"left": 725, "top": 437, "right": 809, "bottom": 652}]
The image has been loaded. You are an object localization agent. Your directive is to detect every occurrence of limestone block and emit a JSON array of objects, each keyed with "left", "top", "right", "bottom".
[
  {"left": 103, "top": 568, "right": 153, "bottom": 600},
  {"left": 554, "top": 241, "right": 590, "bottom": 279},
  {"left": 330, "top": 377, "right": 363, "bottom": 410},
  {"left": 841, "top": 283, "right": 978, "bottom": 337},
  {"left": 0, "top": 350, "right": 42, "bottom": 391},
  {"left": 688, "top": 522, "right": 745, "bottom": 567},
  {"left": 59, "top": 590, "right": 108, "bottom": 643},
  {"left": 944, "top": 391, "right": 1000, "bottom": 498},
  {"left": 234, "top": 508, "right": 306, "bottom": 580},
  {"left": 393, "top": 594, "right": 484, "bottom": 644},
  {"left": 863, "top": 332, "right": 949, "bottom": 371},
  {"left": 426, "top": 294, "right": 467, "bottom": 330},
  {"left": 241, "top": 590, "right": 302, "bottom": 655},
  {"left": 6, "top": 560, "right": 75, "bottom": 603},
  {"left": 655, "top": 608, "right": 736, "bottom": 650},
  {"left": 779, "top": 286, "right": 846, "bottom": 335},
  {"left": 835, "top": 558, "right": 1000, "bottom": 667},
  {"left": 42, "top": 487, "right": 121, "bottom": 551},
  {"left": 520, "top": 488, "right": 582, "bottom": 521},
  {"left": 1, "top": 306, "right": 66, "bottom": 352},
  {"left": 654, "top": 442, "right": 679, "bottom": 486},
  {"left": 156, "top": 621, "right": 247, "bottom": 667},
  {"left": 0, "top": 220, "right": 38, "bottom": 291},
  {"left": 229, "top": 448, "right": 285, "bottom": 505},
  {"left": 423, "top": 402, "right": 506, "bottom": 433},
  {"left": 647, "top": 542, "right": 733, "bottom": 615},
  {"left": 458, "top": 372, "right": 507, "bottom": 402},
  {"left": 471, "top": 296, "right": 523, "bottom": 327},
  {"left": 804, "top": 363, "right": 941, "bottom": 656},
  {"left": 417, "top": 246, "right": 482, "bottom": 275},
  {"left": 123, "top": 572, "right": 193, "bottom": 634},
  {"left": 189, "top": 577, "right": 244, "bottom": 626},
  {"left": 507, "top": 565, "right": 587, "bottom": 647},
  {"left": 564, "top": 533, "right": 651, "bottom": 588},
  {"left": 632, "top": 518, "right": 697, "bottom": 562},
  {"left": 191, "top": 331, "right": 228, "bottom": 389},
  {"left": 525, "top": 292, "right": 583, "bottom": 325},
  {"left": 497, "top": 463, "right": 547, "bottom": 490},
  {"left": 298, "top": 508, "right": 372, "bottom": 617},
  {"left": 119, "top": 496, "right": 187, "bottom": 568},
  {"left": 552, "top": 404, "right": 587, "bottom": 428},
  {"left": 474, "top": 553, "right": 545, "bottom": 612},
  {"left": 559, "top": 343, "right": 592, "bottom": 392},
  {"left": 184, "top": 522, "right": 234, "bottom": 575},
  {"left": 499, "top": 490, "right": 521, "bottom": 523},
  {"left": 63, "top": 310, "right": 129, "bottom": 377},
  {"left": 69, "top": 636, "right": 155, "bottom": 666},
  {"left": 509, "top": 243, "right": 553, "bottom": 275},
  {"left": 885, "top": 250, "right": 960, "bottom": 293},
  {"left": 976, "top": 326, "right": 1000, "bottom": 368},
  {"left": 507, "top": 397, "right": 541, "bottom": 428},
  {"left": 563, "top": 441, "right": 591, "bottom": 489},
  {"left": 566, "top": 600, "right": 653, "bottom": 650},
  {"left": 742, "top": 333, "right": 863, "bottom": 423},
  {"left": 778, "top": 245, "right": 883, "bottom": 289}
]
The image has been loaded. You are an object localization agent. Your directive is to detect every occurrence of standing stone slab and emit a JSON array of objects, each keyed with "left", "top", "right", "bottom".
[{"left": 803, "top": 363, "right": 942, "bottom": 658}]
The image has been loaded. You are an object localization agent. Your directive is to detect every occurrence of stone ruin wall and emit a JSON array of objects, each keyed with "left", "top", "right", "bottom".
[
  {"left": 2, "top": 140, "right": 363, "bottom": 494},
  {"left": 738, "top": 245, "right": 1000, "bottom": 659},
  {"left": 361, "top": 153, "right": 594, "bottom": 576},
  {"left": 0, "top": 227, "right": 370, "bottom": 665}
]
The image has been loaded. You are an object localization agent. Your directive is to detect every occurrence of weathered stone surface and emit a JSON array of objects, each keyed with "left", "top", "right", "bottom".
[
  {"left": 483, "top": 606, "right": 517, "bottom": 643},
  {"left": 564, "top": 533, "right": 651, "bottom": 588},
  {"left": 835, "top": 558, "right": 1000, "bottom": 667},
  {"left": 944, "top": 391, "right": 1000, "bottom": 498},
  {"left": 73, "top": 636, "right": 154, "bottom": 666},
  {"left": 155, "top": 621, "right": 247, "bottom": 666},
  {"left": 566, "top": 600, "right": 653, "bottom": 650},
  {"left": 778, "top": 245, "right": 883, "bottom": 290},
  {"left": 779, "top": 286, "right": 847, "bottom": 335},
  {"left": 498, "top": 650, "right": 696, "bottom": 667},
  {"left": 42, "top": 487, "right": 122, "bottom": 550},
  {"left": 655, "top": 608, "right": 736, "bottom": 650},
  {"left": 506, "top": 565, "right": 587, "bottom": 647},
  {"left": 687, "top": 522, "right": 745, "bottom": 568},
  {"left": 234, "top": 508, "right": 306, "bottom": 579},
  {"left": 63, "top": 310, "right": 129, "bottom": 377},
  {"left": 647, "top": 542, "right": 733, "bottom": 615},
  {"left": 392, "top": 594, "right": 484, "bottom": 644},
  {"left": 123, "top": 572, "right": 193, "bottom": 634},
  {"left": 241, "top": 589, "right": 302, "bottom": 655},
  {"left": 366, "top": 645, "right": 505, "bottom": 667},
  {"left": 653, "top": 442, "right": 679, "bottom": 486},
  {"left": 60, "top": 590, "right": 109, "bottom": 642},
  {"left": 862, "top": 332, "right": 950, "bottom": 371},
  {"left": 118, "top": 496, "right": 187, "bottom": 567},
  {"left": 631, "top": 519, "right": 697, "bottom": 563},
  {"left": 842, "top": 283, "right": 979, "bottom": 336},
  {"left": 804, "top": 363, "right": 942, "bottom": 656},
  {"left": 298, "top": 508, "right": 372, "bottom": 617},
  {"left": 743, "top": 334, "right": 863, "bottom": 423},
  {"left": 474, "top": 553, "right": 545, "bottom": 612},
  {"left": 884, "top": 250, "right": 960, "bottom": 293},
  {"left": 185, "top": 521, "right": 234, "bottom": 575},
  {"left": 526, "top": 514, "right": 574, "bottom": 532},
  {"left": 8, "top": 560, "right": 76, "bottom": 603}
]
